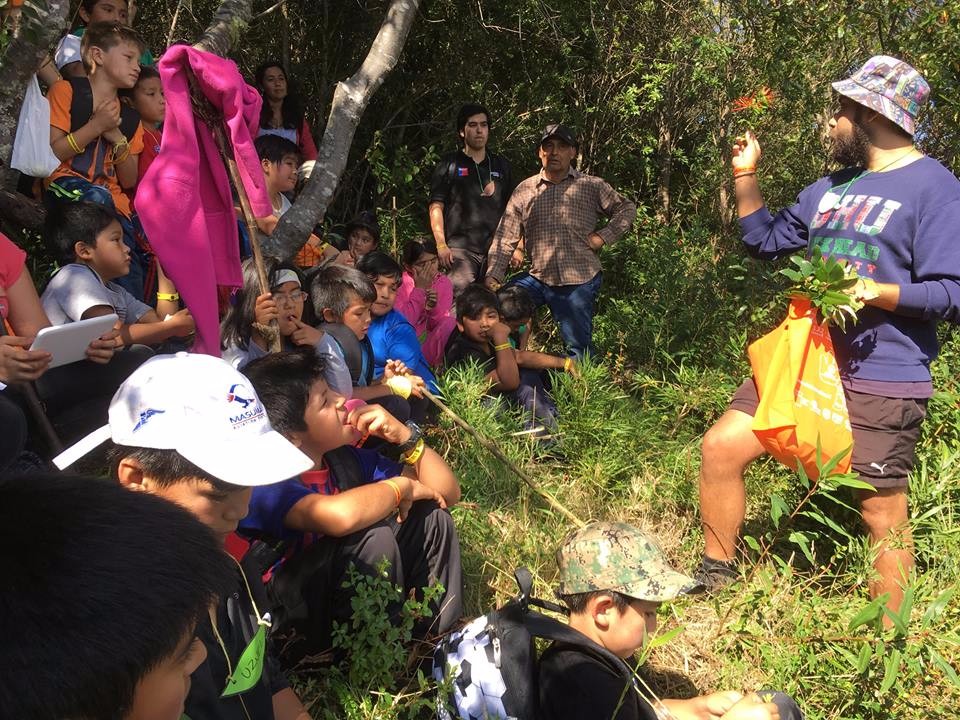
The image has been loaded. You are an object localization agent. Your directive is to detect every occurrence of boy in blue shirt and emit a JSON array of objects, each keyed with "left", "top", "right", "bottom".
[
  {"left": 696, "top": 57, "right": 960, "bottom": 619},
  {"left": 356, "top": 251, "right": 439, "bottom": 395},
  {"left": 240, "top": 347, "right": 462, "bottom": 663},
  {"left": 54, "top": 352, "right": 315, "bottom": 720}
]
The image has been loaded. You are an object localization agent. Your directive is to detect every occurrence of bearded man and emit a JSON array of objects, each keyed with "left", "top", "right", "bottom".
[{"left": 693, "top": 56, "right": 960, "bottom": 619}]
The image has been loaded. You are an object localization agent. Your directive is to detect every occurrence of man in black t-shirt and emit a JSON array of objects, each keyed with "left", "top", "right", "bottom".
[{"left": 429, "top": 103, "right": 513, "bottom": 296}]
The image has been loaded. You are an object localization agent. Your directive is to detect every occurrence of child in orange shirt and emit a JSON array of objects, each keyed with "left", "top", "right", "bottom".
[
  {"left": 121, "top": 64, "right": 164, "bottom": 208},
  {"left": 46, "top": 22, "right": 151, "bottom": 301}
]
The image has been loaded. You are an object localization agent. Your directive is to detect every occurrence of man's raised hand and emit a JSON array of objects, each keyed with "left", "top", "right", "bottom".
[{"left": 732, "top": 130, "right": 762, "bottom": 171}]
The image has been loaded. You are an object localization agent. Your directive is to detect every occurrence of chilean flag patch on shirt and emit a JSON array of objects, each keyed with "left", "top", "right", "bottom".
[{"left": 457, "top": 167, "right": 469, "bottom": 176}]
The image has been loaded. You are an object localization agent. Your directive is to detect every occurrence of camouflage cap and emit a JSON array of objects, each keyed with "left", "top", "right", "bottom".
[{"left": 557, "top": 522, "right": 698, "bottom": 602}]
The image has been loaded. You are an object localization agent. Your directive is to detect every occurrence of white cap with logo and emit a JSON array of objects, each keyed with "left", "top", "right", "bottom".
[{"left": 54, "top": 352, "right": 313, "bottom": 486}]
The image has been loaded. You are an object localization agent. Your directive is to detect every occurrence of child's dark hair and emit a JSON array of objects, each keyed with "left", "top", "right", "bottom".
[
  {"left": 81, "top": 21, "right": 144, "bottom": 74},
  {"left": 254, "top": 61, "right": 305, "bottom": 131},
  {"left": 559, "top": 589, "right": 631, "bottom": 615},
  {"left": 456, "top": 103, "right": 491, "bottom": 137},
  {"left": 356, "top": 250, "right": 402, "bottom": 282},
  {"left": 309, "top": 264, "right": 376, "bottom": 320},
  {"left": 497, "top": 286, "right": 535, "bottom": 323},
  {"left": 221, "top": 256, "right": 303, "bottom": 352},
  {"left": 120, "top": 63, "right": 160, "bottom": 99},
  {"left": 43, "top": 200, "right": 118, "bottom": 265},
  {"left": 106, "top": 444, "right": 238, "bottom": 492},
  {"left": 255, "top": 133, "right": 302, "bottom": 165},
  {"left": 456, "top": 284, "right": 499, "bottom": 322},
  {"left": 243, "top": 347, "right": 328, "bottom": 437},
  {"left": 402, "top": 236, "right": 439, "bottom": 267},
  {"left": 0, "top": 472, "right": 233, "bottom": 720}
]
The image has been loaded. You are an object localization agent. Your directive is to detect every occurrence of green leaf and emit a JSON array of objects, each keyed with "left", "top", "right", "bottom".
[
  {"left": 646, "top": 624, "right": 683, "bottom": 649},
  {"left": 882, "top": 607, "right": 908, "bottom": 638},
  {"left": 829, "top": 474, "right": 878, "bottom": 491},
  {"left": 744, "top": 535, "right": 761, "bottom": 552},
  {"left": 848, "top": 594, "right": 889, "bottom": 631},
  {"left": 929, "top": 649, "right": 960, "bottom": 689},
  {"left": 879, "top": 648, "right": 901, "bottom": 693},
  {"left": 817, "top": 442, "right": 852, "bottom": 476},
  {"left": 787, "top": 531, "right": 815, "bottom": 564},
  {"left": 855, "top": 642, "right": 873, "bottom": 673},
  {"left": 769, "top": 493, "right": 789, "bottom": 528},
  {"left": 921, "top": 587, "right": 955, "bottom": 629}
]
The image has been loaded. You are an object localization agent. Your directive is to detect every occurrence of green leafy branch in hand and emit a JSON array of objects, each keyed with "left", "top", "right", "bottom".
[{"left": 780, "top": 252, "right": 863, "bottom": 331}]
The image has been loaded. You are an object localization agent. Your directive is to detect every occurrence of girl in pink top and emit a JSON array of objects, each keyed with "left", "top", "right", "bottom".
[{"left": 395, "top": 238, "right": 454, "bottom": 367}]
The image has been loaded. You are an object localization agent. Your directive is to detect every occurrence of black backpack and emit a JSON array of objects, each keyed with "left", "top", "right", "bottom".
[
  {"left": 432, "top": 568, "right": 634, "bottom": 720},
  {"left": 322, "top": 322, "right": 375, "bottom": 386}
]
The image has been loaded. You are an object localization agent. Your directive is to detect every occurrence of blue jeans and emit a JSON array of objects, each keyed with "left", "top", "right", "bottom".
[{"left": 506, "top": 272, "right": 601, "bottom": 359}]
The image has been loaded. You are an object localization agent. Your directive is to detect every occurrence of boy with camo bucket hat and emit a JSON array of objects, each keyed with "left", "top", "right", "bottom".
[{"left": 539, "top": 521, "right": 802, "bottom": 720}]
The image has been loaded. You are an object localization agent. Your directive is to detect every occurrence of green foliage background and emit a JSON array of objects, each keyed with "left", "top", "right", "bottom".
[{"left": 14, "top": 0, "right": 960, "bottom": 717}]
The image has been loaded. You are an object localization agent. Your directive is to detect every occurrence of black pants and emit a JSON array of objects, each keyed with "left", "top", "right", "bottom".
[
  {"left": 267, "top": 500, "right": 462, "bottom": 664},
  {"left": 34, "top": 345, "right": 153, "bottom": 446},
  {"left": 0, "top": 392, "right": 28, "bottom": 472}
]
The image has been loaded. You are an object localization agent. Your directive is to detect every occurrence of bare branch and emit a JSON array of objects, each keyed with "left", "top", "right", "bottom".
[
  {"left": 193, "top": 0, "right": 254, "bottom": 57},
  {"left": 265, "top": 0, "right": 421, "bottom": 258}
]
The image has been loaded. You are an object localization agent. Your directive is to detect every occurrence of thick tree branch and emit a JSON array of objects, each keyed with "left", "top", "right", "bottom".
[
  {"left": 265, "top": 0, "right": 421, "bottom": 258},
  {"left": 193, "top": 0, "right": 255, "bottom": 56},
  {"left": 0, "top": 0, "right": 70, "bottom": 189}
]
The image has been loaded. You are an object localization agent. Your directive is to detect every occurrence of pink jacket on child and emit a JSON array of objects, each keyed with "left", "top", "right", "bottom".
[
  {"left": 137, "top": 46, "right": 272, "bottom": 356},
  {"left": 394, "top": 271, "right": 454, "bottom": 367}
]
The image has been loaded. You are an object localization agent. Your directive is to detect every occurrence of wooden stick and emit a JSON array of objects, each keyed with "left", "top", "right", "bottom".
[
  {"left": 187, "top": 69, "right": 280, "bottom": 351},
  {"left": 421, "top": 388, "right": 585, "bottom": 528}
]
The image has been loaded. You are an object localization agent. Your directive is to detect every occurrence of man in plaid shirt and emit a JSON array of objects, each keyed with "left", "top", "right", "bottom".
[{"left": 484, "top": 124, "right": 636, "bottom": 358}]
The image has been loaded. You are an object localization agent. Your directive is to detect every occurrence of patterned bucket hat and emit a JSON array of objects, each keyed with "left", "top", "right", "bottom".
[
  {"left": 557, "top": 522, "right": 698, "bottom": 602},
  {"left": 831, "top": 55, "right": 929, "bottom": 136}
]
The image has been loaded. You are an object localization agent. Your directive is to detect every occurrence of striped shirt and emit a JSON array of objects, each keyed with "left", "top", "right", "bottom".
[{"left": 486, "top": 167, "right": 636, "bottom": 286}]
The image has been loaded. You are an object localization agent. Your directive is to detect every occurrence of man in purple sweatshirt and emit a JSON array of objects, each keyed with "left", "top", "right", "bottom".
[{"left": 695, "top": 56, "right": 960, "bottom": 616}]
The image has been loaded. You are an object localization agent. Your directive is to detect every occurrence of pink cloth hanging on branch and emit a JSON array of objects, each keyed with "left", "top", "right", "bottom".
[{"left": 138, "top": 45, "right": 272, "bottom": 356}]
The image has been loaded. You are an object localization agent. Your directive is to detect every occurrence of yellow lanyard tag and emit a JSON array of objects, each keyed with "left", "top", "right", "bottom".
[{"left": 220, "top": 620, "right": 267, "bottom": 698}]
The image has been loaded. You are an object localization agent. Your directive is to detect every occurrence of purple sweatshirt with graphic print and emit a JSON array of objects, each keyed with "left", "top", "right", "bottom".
[{"left": 740, "top": 156, "right": 960, "bottom": 393}]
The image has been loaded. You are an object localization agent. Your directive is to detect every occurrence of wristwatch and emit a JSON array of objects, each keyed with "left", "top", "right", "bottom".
[{"left": 395, "top": 422, "right": 422, "bottom": 456}]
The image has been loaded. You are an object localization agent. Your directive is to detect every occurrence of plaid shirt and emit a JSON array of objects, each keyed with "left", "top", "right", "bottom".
[{"left": 486, "top": 167, "right": 636, "bottom": 286}]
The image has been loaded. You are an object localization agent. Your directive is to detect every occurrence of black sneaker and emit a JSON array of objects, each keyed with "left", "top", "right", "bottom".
[{"left": 688, "top": 557, "right": 739, "bottom": 595}]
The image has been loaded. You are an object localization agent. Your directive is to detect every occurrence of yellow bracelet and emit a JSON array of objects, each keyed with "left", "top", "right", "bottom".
[
  {"left": 493, "top": 342, "right": 512, "bottom": 352},
  {"left": 381, "top": 479, "right": 402, "bottom": 507},
  {"left": 401, "top": 438, "right": 426, "bottom": 465},
  {"left": 563, "top": 357, "right": 573, "bottom": 372},
  {"left": 66, "top": 132, "right": 84, "bottom": 154},
  {"left": 156, "top": 292, "right": 180, "bottom": 302}
]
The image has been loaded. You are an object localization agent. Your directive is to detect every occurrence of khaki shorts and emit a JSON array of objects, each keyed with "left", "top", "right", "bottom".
[{"left": 729, "top": 379, "right": 927, "bottom": 489}]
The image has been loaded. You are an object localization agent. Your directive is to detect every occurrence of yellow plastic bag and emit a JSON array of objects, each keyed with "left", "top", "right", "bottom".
[{"left": 748, "top": 297, "right": 852, "bottom": 479}]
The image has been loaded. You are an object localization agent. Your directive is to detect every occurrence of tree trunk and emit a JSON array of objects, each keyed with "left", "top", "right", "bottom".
[
  {"left": 193, "top": 0, "right": 255, "bottom": 56},
  {"left": 264, "top": 0, "right": 421, "bottom": 259},
  {"left": 0, "top": 0, "right": 70, "bottom": 190}
]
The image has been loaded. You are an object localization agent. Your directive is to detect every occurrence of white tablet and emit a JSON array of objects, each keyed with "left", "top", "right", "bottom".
[{"left": 30, "top": 314, "right": 118, "bottom": 369}]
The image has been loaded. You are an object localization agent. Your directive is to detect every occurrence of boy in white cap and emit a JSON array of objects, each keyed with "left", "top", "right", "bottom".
[
  {"left": 698, "top": 56, "right": 960, "bottom": 618},
  {"left": 55, "top": 352, "right": 315, "bottom": 720},
  {"left": 541, "top": 522, "right": 801, "bottom": 720}
]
